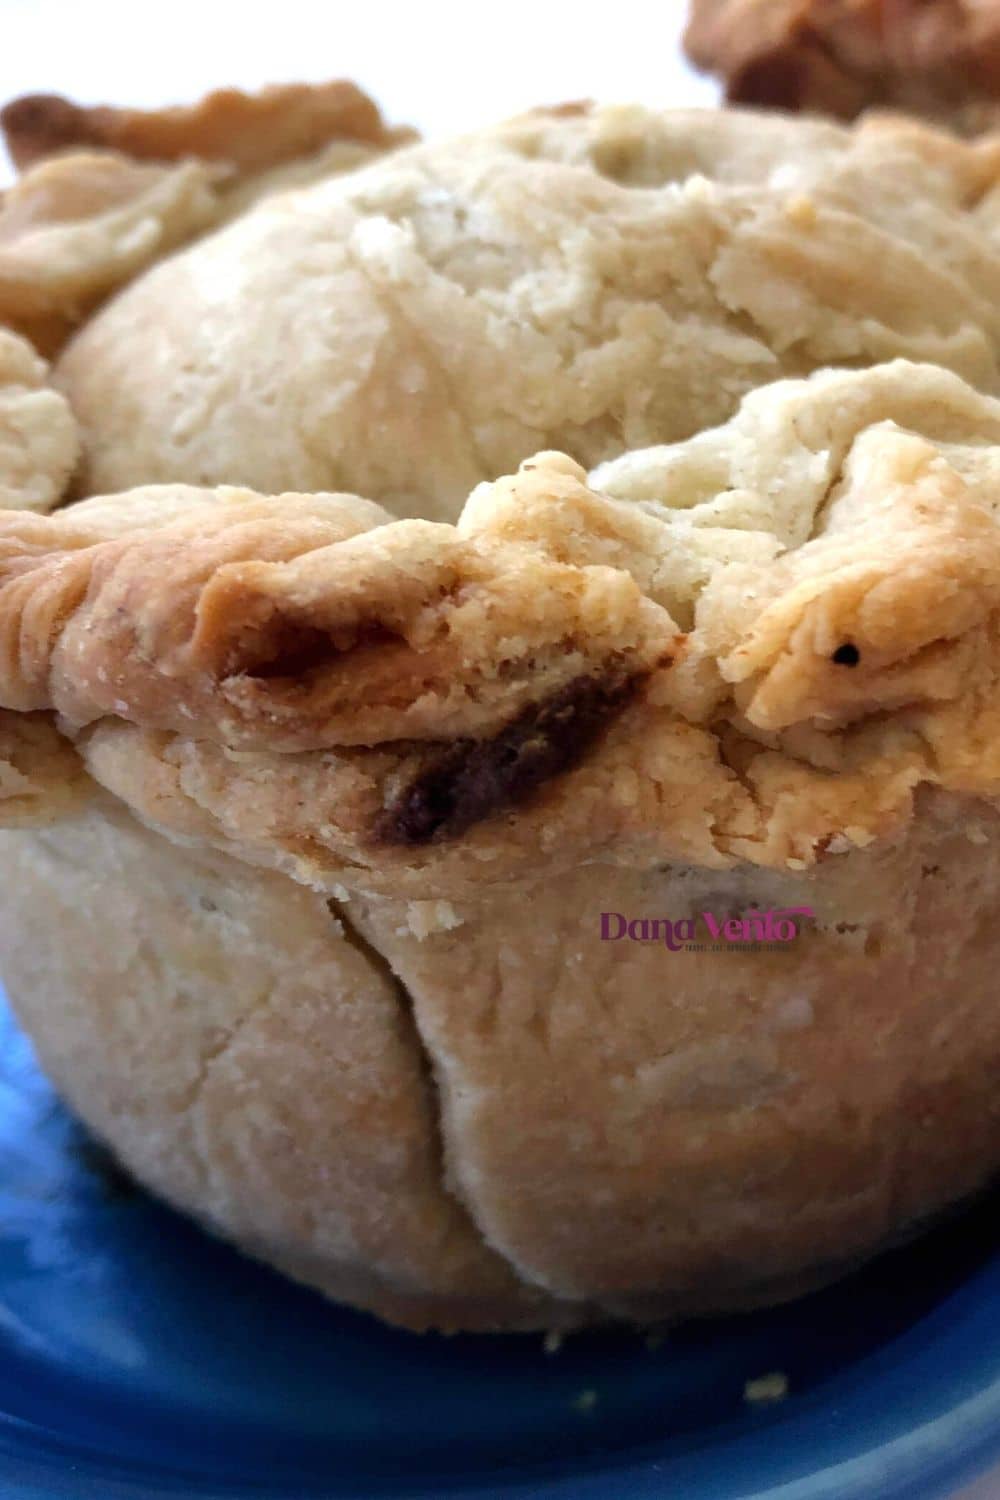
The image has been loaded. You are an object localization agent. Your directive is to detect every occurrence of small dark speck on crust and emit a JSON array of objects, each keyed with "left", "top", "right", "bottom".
[
  {"left": 373, "top": 671, "right": 645, "bottom": 846},
  {"left": 832, "top": 643, "right": 860, "bottom": 667}
]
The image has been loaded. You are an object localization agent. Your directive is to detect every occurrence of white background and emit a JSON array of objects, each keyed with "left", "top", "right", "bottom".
[
  {"left": 0, "top": 0, "right": 715, "bottom": 181},
  {"left": 0, "top": 1, "right": 995, "bottom": 1493}
]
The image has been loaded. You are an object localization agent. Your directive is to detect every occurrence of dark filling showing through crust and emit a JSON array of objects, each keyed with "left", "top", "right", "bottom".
[{"left": 374, "top": 670, "right": 644, "bottom": 846}]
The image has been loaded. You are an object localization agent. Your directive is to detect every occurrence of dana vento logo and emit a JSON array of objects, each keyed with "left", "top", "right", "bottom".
[{"left": 600, "top": 907, "right": 815, "bottom": 953}]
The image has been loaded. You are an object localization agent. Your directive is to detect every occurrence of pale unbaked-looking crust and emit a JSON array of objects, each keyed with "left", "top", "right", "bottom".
[
  {"left": 0, "top": 81, "right": 414, "bottom": 356},
  {"left": 346, "top": 788, "right": 1000, "bottom": 1311},
  {"left": 0, "top": 328, "right": 78, "bottom": 507},
  {"left": 0, "top": 800, "right": 580, "bottom": 1332},
  {"left": 4, "top": 98, "right": 1000, "bottom": 1330},
  {"left": 51, "top": 105, "right": 1000, "bottom": 519},
  {"left": 0, "top": 152, "right": 224, "bottom": 356},
  {"left": 2, "top": 786, "right": 1000, "bottom": 1327}
]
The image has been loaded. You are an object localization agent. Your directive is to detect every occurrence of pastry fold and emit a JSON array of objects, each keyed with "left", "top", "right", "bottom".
[
  {"left": 0, "top": 469, "right": 674, "bottom": 750},
  {"left": 0, "top": 81, "right": 414, "bottom": 355},
  {"left": 2, "top": 366, "right": 1000, "bottom": 894}
]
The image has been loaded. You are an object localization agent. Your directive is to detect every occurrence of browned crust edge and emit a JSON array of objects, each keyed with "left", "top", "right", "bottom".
[{"left": 1, "top": 79, "right": 415, "bottom": 174}]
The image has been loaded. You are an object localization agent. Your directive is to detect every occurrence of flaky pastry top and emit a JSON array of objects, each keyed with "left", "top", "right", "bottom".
[
  {"left": 50, "top": 104, "right": 1000, "bottom": 519},
  {"left": 5, "top": 99, "right": 1000, "bottom": 894}
]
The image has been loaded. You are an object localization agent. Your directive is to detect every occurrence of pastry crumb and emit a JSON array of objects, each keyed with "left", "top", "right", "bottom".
[
  {"left": 785, "top": 193, "right": 817, "bottom": 228},
  {"left": 406, "top": 899, "right": 464, "bottom": 939},
  {"left": 614, "top": 767, "right": 640, "bottom": 806},
  {"left": 743, "top": 1371, "right": 789, "bottom": 1404}
]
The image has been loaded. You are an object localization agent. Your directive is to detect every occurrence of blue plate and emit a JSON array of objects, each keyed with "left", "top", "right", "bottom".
[{"left": 1, "top": 988, "right": 999, "bottom": 1500}]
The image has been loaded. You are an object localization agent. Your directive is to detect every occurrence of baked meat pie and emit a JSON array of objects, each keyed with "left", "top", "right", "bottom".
[{"left": 1, "top": 95, "right": 1000, "bottom": 1330}]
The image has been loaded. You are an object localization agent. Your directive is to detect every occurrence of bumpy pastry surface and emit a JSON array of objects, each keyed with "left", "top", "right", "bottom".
[
  {"left": 0, "top": 152, "right": 222, "bottom": 356},
  {"left": 685, "top": 0, "right": 1000, "bottom": 128},
  {"left": 4, "top": 98, "right": 1000, "bottom": 1330},
  {"left": 52, "top": 105, "right": 1000, "bottom": 518},
  {"left": 0, "top": 329, "right": 77, "bottom": 507}
]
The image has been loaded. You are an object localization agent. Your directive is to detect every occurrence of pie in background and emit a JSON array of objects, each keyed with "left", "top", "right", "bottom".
[{"left": 685, "top": 0, "right": 1000, "bottom": 131}]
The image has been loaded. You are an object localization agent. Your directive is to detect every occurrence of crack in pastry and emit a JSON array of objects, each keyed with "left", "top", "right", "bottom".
[
  {"left": 684, "top": 0, "right": 1000, "bottom": 129},
  {"left": 0, "top": 709, "right": 92, "bottom": 825},
  {"left": 0, "top": 800, "right": 581, "bottom": 1332},
  {"left": 324, "top": 891, "right": 501, "bottom": 1275}
]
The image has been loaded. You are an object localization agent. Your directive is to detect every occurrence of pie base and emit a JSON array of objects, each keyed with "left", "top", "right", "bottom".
[{"left": 3, "top": 791, "right": 998, "bottom": 1331}]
